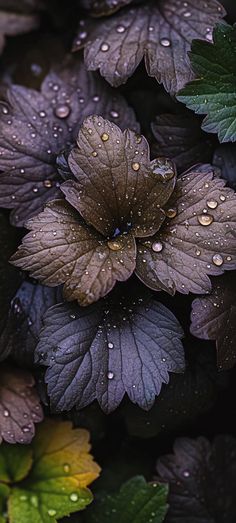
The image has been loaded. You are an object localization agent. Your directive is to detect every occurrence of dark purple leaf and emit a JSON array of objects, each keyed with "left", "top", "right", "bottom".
[
  {"left": 0, "top": 213, "right": 22, "bottom": 360},
  {"left": 1, "top": 281, "right": 62, "bottom": 366},
  {"left": 214, "top": 143, "right": 236, "bottom": 190},
  {"left": 0, "top": 365, "right": 43, "bottom": 444},
  {"left": 80, "top": 0, "right": 133, "bottom": 17},
  {"left": 35, "top": 285, "right": 184, "bottom": 413},
  {"left": 136, "top": 166, "right": 236, "bottom": 295},
  {"left": 0, "top": 59, "right": 139, "bottom": 227},
  {"left": 152, "top": 112, "right": 215, "bottom": 173},
  {"left": 74, "top": 0, "right": 225, "bottom": 94},
  {"left": 156, "top": 435, "right": 236, "bottom": 522},
  {"left": 191, "top": 273, "right": 236, "bottom": 370},
  {"left": 11, "top": 200, "right": 137, "bottom": 306},
  {"left": 65, "top": 115, "right": 176, "bottom": 238},
  {"left": 124, "top": 346, "right": 225, "bottom": 438}
]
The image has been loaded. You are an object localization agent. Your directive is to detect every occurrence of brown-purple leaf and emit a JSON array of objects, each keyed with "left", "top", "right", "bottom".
[
  {"left": 191, "top": 273, "right": 236, "bottom": 370},
  {"left": 136, "top": 166, "right": 236, "bottom": 295},
  {"left": 0, "top": 365, "right": 43, "bottom": 444},
  {"left": 11, "top": 200, "right": 137, "bottom": 306},
  {"left": 0, "top": 60, "right": 139, "bottom": 227},
  {"left": 74, "top": 0, "right": 226, "bottom": 94},
  {"left": 65, "top": 116, "right": 176, "bottom": 238}
]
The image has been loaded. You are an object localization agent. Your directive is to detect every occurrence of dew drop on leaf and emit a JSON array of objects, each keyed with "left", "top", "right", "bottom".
[
  {"left": 197, "top": 214, "right": 214, "bottom": 226},
  {"left": 107, "top": 371, "right": 114, "bottom": 380},
  {"left": 48, "top": 509, "right": 57, "bottom": 517},
  {"left": 101, "top": 133, "right": 109, "bottom": 141},
  {"left": 63, "top": 463, "right": 70, "bottom": 473},
  {"left": 100, "top": 43, "right": 110, "bottom": 52},
  {"left": 160, "top": 38, "right": 171, "bottom": 47},
  {"left": 165, "top": 208, "right": 177, "bottom": 218},
  {"left": 54, "top": 104, "right": 71, "bottom": 119},
  {"left": 207, "top": 199, "right": 218, "bottom": 209},
  {"left": 107, "top": 239, "right": 122, "bottom": 251},
  {"left": 70, "top": 493, "right": 79, "bottom": 502},
  {"left": 152, "top": 241, "right": 163, "bottom": 253},
  {"left": 132, "top": 162, "right": 140, "bottom": 171},
  {"left": 212, "top": 254, "right": 224, "bottom": 266}
]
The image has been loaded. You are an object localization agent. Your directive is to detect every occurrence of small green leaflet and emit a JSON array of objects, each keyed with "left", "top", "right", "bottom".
[
  {"left": 85, "top": 476, "right": 168, "bottom": 523},
  {"left": 177, "top": 23, "right": 236, "bottom": 143}
]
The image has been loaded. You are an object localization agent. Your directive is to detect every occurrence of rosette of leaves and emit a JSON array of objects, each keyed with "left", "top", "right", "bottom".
[
  {"left": 0, "top": 419, "right": 100, "bottom": 523},
  {"left": 0, "top": 59, "right": 139, "bottom": 227},
  {"left": 156, "top": 435, "right": 236, "bottom": 522},
  {"left": 11, "top": 115, "right": 236, "bottom": 305},
  {"left": 73, "top": 0, "right": 226, "bottom": 94}
]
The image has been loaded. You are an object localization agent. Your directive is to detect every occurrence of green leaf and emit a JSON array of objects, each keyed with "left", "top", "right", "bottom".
[
  {"left": 0, "top": 419, "right": 100, "bottom": 523},
  {"left": 177, "top": 23, "right": 236, "bottom": 143},
  {"left": 0, "top": 444, "right": 32, "bottom": 483},
  {"left": 85, "top": 476, "right": 168, "bottom": 523}
]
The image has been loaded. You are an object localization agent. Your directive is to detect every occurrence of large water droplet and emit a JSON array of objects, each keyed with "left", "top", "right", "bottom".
[
  {"left": 160, "top": 38, "right": 171, "bottom": 47},
  {"left": 212, "top": 253, "right": 224, "bottom": 266},
  {"left": 219, "top": 195, "right": 226, "bottom": 202},
  {"left": 152, "top": 241, "right": 163, "bottom": 253},
  {"left": 206, "top": 199, "right": 218, "bottom": 209},
  {"left": 100, "top": 43, "right": 110, "bottom": 52},
  {"left": 197, "top": 214, "right": 214, "bottom": 226},
  {"left": 165, "top": 208, "right": 177, "bottom": 218},
  {"left": 48, "top": 509, "right": 57, "bottom": 517},
  {"left": 101, "top": 133, "right": 109, "bottom": 142},
  {"left": 54, "top": 104, "right": 71, "bottom": 119},
  {"left": 107, "top": 239, "right": 122, "bottom": 251},
  {"left": 70, "top": 493, "right": 79, "bottom": 502},
  {"left": 107, "top": 371, "right": 114, "bottom": 380},
  {"left": 132, "top": 162, "right": 140, "bottom": 171},
  {"left": 108, "top": 342, "right": 114, "bottom": 349},
  {"left": 116, "top": 25, "right": 125, "bottom": 33}
]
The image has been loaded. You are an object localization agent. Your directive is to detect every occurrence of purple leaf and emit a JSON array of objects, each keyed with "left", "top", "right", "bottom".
[
  {"left": 0, "top": 365, "right": 43, "bottom": 444},
  {"left": 156, "top": 435, "right": 236, "bottom": 522},
  {"left": 79, "top": 0, "right": 133, "bottom": 16},
  {"left": 0, "top": 60, "right": 139, "bottom": 227},
  {"left": 152, "top": 112, "right": 215, "bottom": 173},
  {"left": 36, "top": 285, "right": 184, "bottom": 413},
  {"left": 191, "top": 273, "right": 236, "bottom": 370},
  {"left": 74, "top": 0, "right": 225, "bottom": 94}
]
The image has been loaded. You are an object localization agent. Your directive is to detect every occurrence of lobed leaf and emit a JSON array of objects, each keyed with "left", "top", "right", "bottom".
[
  {"left": 74, "top": 0, "right": 225, "bottom": 94},
  {"left": 178, "top": 23, "right": 236, "bottom": 143},
  {"left": 35, "top": 285, "right": 184, "bottom": 413}
]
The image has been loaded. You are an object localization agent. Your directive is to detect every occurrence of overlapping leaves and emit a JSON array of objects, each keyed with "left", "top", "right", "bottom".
[
  {"left": 11, "top": 116, "right": 236, "bottom": 305},
  {"left": 0, "top": 60, "right": 139, "bottom": 226},
  {"left": 0, "top": 419, "right": 100, "bottom": 522},
  {"left": 178, "top": 23, "right": 236, "bottom": 143},
  {"left": 35, "top": 284, "right": 184, "bottom": 413},
  {"left": 74, "top": 0, "right": 225, "bottom": 94},
  {"left": 157, "top": 435, "right": 236, "bottom": 522}
]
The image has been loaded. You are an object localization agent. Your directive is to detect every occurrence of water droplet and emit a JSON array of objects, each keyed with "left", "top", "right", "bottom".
[
  {"left": 39, "top": 110, "right": 46, "bottom": 118},
  {"left": 108, "top": 342, "right": 114, "bottom": 349},
  {"left": 165, "top": 208, "right": 177, "bottom": 218},
  {"left": 44, "top": 179, "right": 52, "bottom": 188},
  {"left": 110, "top": 110, "right": 119, "bottom": 119},
  {"left": 30, "top": 495, "right": 39, "bottom": 508},
  {"left": 197, "top": 214, "right": 214, "bottom": 226},
  {"left": 107, "top": 371, "right": 114, "bottom": 380},
  {"left": 100, "top": 43, "right": 109, "bottom": 52},
  {"left": 116, "top": 25, "right": 125, "bottom": 33},
  {"left": 70, "top": 493, "right": 79, "bottom": 502},
  {"left": 183, "top": 470, "right": 190, "bottom": 477},
  {"left": 207, "top": 199, "right": 218, "bottom": 209},
  {"left": 3, "top": 409, "right": 9, "bottom": 417},
  {"left": 152, "top": 241, "right": 163, "bottom": 253},
  {"left": 63, "top": 463, "right": 70, "bottom": 473},
  {"left": 226, "top": 256, "right": 232, "bottom": 261},
  {"left": 220, "top": 194, "right": 226, "bottom": 202},
  {"left": 183, "top": 11, "right": 191, "bottom": 17},
  {"left": 54, "top": 104, "right": 71, "bottom": 119},
  {"left": 195, "top": 249, "right": 201, "bottom": 256},
  {"left": 132, "top": 162, "right": 140, "bottom": 171},
  {"left": 92, "top": 151, "right": 98, "bottom": 157},
  {"left": 101, "top": 133, "right": 109, "bottom": 142},
  {"left": 160, "top": 38, "right": 171, "bottom": 47},
  {"left": 22, "top": 426, "right": 30, "bottom": 433},
  {"left": 212, "top": 254, "right": 224, "bottom": 266},
  {"left": 48, "top": 509, "right": 57, "bottom": 517},
  {"left": 20, "top": 495, "right": 27, "bottom": 501},
  {"left": 107, "top": 239, "right": 122, "bottom": 251},
  {"left": 32, "top": 187, "right": 38, "bottom": 193}
]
